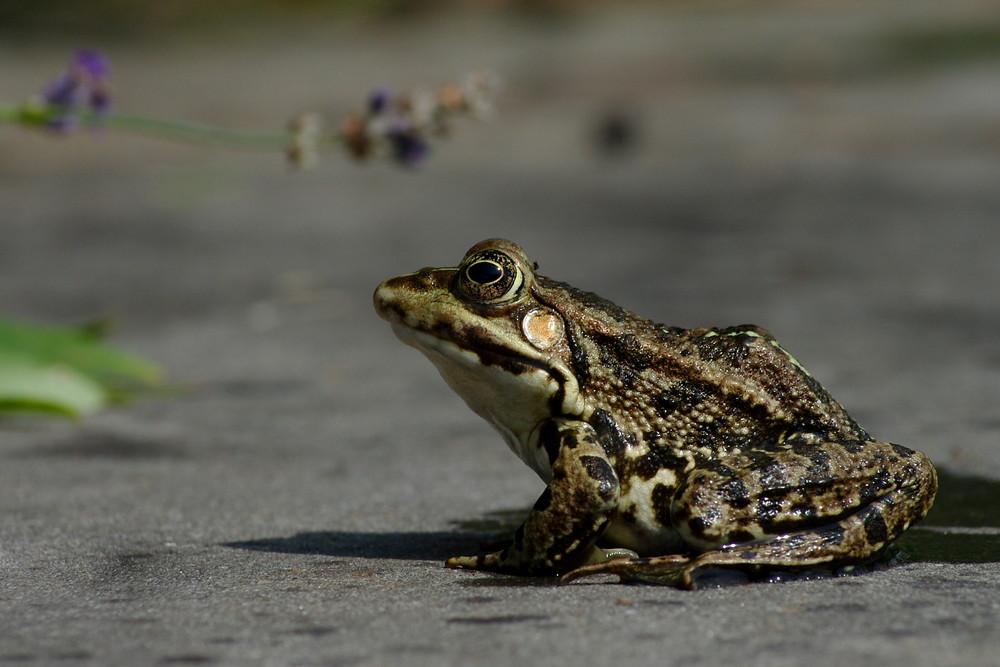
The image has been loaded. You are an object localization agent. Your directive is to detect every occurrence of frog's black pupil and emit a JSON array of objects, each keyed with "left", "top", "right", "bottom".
[{"left": 466, "top": 261, "right": 503, "bottom": 285}]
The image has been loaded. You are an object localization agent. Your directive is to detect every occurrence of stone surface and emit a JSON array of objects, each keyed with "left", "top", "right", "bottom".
[{"left": 2, "top": 2, "right": 1000, "bottom": 665}]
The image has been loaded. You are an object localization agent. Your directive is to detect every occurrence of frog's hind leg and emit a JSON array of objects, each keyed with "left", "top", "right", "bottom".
[
  {"left": 562, "top": 438, "right": 938, "bottom": 589},
  {"left": 561, "top": 499, "right": 901, "bottom": 588}
]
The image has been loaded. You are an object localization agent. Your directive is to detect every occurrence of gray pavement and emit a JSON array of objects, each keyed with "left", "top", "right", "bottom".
[{"left": 2, "top": 2, "right": 1000, "bottom": 665}]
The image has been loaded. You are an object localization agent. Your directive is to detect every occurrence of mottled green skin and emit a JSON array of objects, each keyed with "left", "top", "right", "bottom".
[{"left": 374, "top": 239, "right": 938, "bottom": 588}]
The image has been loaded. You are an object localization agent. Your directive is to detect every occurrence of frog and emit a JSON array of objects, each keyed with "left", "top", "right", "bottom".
[{"left": 373, "top": 239, "right": 938, "bottom": 588}]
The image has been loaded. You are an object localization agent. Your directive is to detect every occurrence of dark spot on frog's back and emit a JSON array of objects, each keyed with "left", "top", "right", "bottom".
[
  {"left": 544, "top": 279, "right": 632, "bottom": 322},
  {"left": 802, "top": 447, "right": 832, "bottom": 484},
  {"left": 694, "top": 332, "right": 753, "bottom": 367},
  {"left": 860, "top": 467, "right": 893, "bottom": 500},
  {"left": 652, "top": 380, "right": 713, "bottom": 418},
  {"left": 616, "top": 364, "right": 642, "bottom": 391},
  {"left": 590, "top": 409, "right": 635, "bottom": 457},
  {"left": 595, "top": 331, "right": 661, "bottom": 373},
  {"left": 630, "top": 447, "right": 689, "bottom": 482}
]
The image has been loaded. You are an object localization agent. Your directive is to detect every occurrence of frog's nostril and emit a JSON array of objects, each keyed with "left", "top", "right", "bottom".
[{"left": 415, "top": 266, "right": 438, "bottom": 282}]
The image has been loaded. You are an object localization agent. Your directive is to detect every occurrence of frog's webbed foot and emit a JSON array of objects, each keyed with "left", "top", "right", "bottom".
[
  {"left": 449, "top": 544, "right": 641, "bottom": 576},
  {"left": 447, "top": 419, "right": 623, "bottom": 577},
  {"left": 561, "top": 554, "right": 695, "bottom": 588}
]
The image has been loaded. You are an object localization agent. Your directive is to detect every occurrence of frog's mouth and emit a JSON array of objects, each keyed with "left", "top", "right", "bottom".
[
  {"left": 389, "top": 322, "right": 545, "bottom": 378},
  {"left": 389, "top": 323, "right": 584, "bottom": 419},
  {"left": 375, "top": 274, "right": 585, "bottom": 418},
  {"left": 375, "top": 276, "right": 545, "bottom": 376}
]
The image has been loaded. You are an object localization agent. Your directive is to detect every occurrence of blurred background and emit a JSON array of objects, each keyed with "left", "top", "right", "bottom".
[
  {"left": 4, "top": 0, "right": 999, "bottom": 467},
  {"left": 3, "top": 1, "right": 1000, "bottom": 663}
]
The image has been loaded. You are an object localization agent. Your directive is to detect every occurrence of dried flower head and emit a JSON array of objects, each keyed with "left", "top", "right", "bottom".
[
  {"left": 340, "top": 112, "right": 373, "bottom": 160},
  {"left": 10, "top": 54, "right": 496, "bottom": 171},
  {"left": 286, "top": 112, "right": 322, "bottom": 169},
  {"left": 337, "top": 74, "right": 497, "bottom": 168}
]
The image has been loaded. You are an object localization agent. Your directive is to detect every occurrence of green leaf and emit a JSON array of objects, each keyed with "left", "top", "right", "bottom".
[
  {"left": 0, "top": 353, "right": 104, "bottom": 417},
  {"left": 0, "top": 318, "right": 162, "bottom": 418},
  {"left": 0, "top": 318, "right": 160, "bottom": 388}
]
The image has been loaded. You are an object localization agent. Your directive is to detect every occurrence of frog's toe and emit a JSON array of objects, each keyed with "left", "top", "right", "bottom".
[
  {"left": 560, "top": 554, "right": 694, "bottom": 587},
  {"left": 559, "top": 557, "right": 634, "bottom": 584},
  {"left": 578, "top": 546, "right": 640, "bottom": 566},
  {"left": 600, "top": 547, "right": 641, "bottom": 562},
  {"left": 445, "top": 552, "right": 501, "bottom": 571},
  {"left": 557, "top": 547, "right": 642, "bottom": 583}
]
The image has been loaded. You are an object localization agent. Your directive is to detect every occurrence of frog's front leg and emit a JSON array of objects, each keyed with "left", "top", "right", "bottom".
[{"left": 447, "top": 419, "right": 626, "bottom": 576}]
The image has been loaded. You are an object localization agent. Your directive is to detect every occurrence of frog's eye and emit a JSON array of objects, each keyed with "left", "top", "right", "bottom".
[
  {"left": 457, "top": 250, "right": 524, "bottom": 304},
  {"left": 465, "top": 260, "right": 504, "bottom": 286}
]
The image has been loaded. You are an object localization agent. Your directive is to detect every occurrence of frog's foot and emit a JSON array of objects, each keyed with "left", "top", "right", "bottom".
[
  {"left": 560, "top": 554, "right": 695, "bottom": 588},
  {"left": 448, "top": 545, "right": 638, "bottom": 576},
  {"left": 445, "top": 551, "right": 503, "bottom": 571}
]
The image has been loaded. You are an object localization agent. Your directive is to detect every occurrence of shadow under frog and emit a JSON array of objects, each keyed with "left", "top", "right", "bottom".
[
  {"left": 894, "top": 469, "right": 1000, "bottom": 566},
  {"left": 224, "top": 530, "right": 486, "bottom": 562},
  {"left": 224, "top": 470, "right": 1000, "bottom": 585}
]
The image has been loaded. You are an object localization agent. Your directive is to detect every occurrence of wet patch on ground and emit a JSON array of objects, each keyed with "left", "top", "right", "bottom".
[
  {"left": 921, "top": 470, "right": 1000, "bottom": 528},
  {"left": 898, "top": 529, "right": 1000, "bottom": 564},
  {"left": 899, "top": 469, "right": 1000, "bottom": 564}
]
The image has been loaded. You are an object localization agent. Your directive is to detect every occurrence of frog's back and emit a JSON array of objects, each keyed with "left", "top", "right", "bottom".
[{"left": 534, "top": 276, "right": 868, "bottom": 456}]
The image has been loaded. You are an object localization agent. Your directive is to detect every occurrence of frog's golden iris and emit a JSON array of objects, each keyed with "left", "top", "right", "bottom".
[{"left": 457, "top": 248, "right": 525, "bottom": 305}]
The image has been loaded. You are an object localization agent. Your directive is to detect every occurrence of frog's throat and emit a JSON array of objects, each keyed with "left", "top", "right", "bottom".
[{"left": 390, "top": 324, "right": 585, "bottom": 420}]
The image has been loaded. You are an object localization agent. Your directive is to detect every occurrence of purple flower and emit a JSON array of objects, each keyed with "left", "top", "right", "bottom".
[
  {"left": 387, "top": 124, "right": 428, "bottom": 167},
  {"left": 42, "top": 49, "right": 112, "bottom": 130},
  {"left": 368, "top": 88, "right": 390, "bottom": 115},
  {"left": 73, "top": 49, "right": 110, "bottom": 79},
  {"left": 43, "top": 73, "right": 79, "bottom": 109}
]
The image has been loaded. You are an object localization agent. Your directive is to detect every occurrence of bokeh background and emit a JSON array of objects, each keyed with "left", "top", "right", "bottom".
[{"left": 2, "top": 1, "right": 1000, "bottom": 665}]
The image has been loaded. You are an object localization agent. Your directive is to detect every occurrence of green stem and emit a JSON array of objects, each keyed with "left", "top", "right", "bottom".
[
  {"left": 0, "top": 103, "right": 339, "bottom": 153},
  {"left": 102, "top": 112, "right": 289, "bottom": 150},
  {"left": 0, "top": 106, "right": 20, "bottom": 123}
]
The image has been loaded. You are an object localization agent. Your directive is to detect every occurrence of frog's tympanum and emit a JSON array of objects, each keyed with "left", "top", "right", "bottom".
[{"left": 373, "top": 239, "right": 938, "bottom": 588}]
